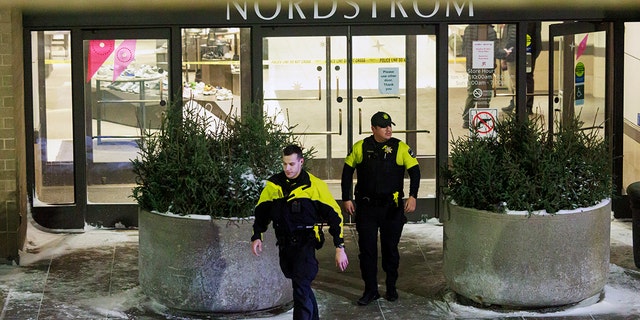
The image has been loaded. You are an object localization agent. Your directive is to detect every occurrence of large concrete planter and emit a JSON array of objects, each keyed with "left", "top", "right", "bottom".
[
  {"left": 138, "top": 209, "right": 292, "bottom": 313},
  {"left": 443, "top": 200, "right": 611, "bottom": 308}
]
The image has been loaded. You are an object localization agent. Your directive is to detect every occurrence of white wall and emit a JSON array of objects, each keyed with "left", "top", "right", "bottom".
[{"left": 625, "top": 23, "right": 640, "bottom": 126}]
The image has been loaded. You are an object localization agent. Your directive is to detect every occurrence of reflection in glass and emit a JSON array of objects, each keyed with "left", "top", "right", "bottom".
[
  {"left": 623, "top": 22, "right": 640, "bottom": 193},
  {"left": 181, "top": 28, "right": 242, "bottom": 124},
  {"left": 447, "top": 24, "right": 550, "bottom": 144},
  {"left": 85, "top": 39, "right": 169, "bottom": 203},
  {"left": 32, "top": 31, "right": 74, "bottom": 205},
  {"left": 262, "top": 35, "right": 337, "bottom": 161},
  {"left": 261, "top": 33, "right": 436, "bottom": 199},
  {"left": 553, "top": 31, "right": 606, "bottom": 138}
]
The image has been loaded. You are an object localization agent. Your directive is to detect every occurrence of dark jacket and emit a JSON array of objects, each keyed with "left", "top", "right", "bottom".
[
  {"left": 341, "top": 136, "right": 420, "bottom": 203},
  {"left": 500, "top": 24, "right": 517, "bottom": 62},
  {"left": 528, "top": 22, "right": 542, "bottom": 61},
  {"left": 252, "top": 169, "right": 344, "bottom": 248}
]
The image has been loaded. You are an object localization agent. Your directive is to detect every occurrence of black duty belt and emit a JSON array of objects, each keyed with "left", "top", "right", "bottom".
[
  {"left": 357, "top": 194, "right": 395, "bottom": 206},
  {"left": 277, "top": 228, "right": 315, "bottom": 247}
]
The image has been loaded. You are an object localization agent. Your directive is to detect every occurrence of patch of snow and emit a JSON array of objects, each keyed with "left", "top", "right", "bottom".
[
  {"left": 19, "top": 221, "right": 137, "bottom": 266},
  {"left": 150, "top": 210, "right": 212, "bottom": 221},
  {"left": 506, "top": 198, "right": 611, "bottom": 215}
]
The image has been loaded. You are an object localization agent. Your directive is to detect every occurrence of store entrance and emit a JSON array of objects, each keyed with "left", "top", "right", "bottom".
[
  {"left": 548, "top": 21, "right": 624, "bottom": 216},
  {"left": 260, "top": 26, "right": 437, "bottom": 218},
  {"left": 29, "top": 28, "right": 170, "bottom": 230}
]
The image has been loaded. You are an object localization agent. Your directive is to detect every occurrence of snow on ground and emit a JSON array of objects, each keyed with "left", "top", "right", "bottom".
[{"left": 3, "top": 217, "right": 638, "bottom": 319}]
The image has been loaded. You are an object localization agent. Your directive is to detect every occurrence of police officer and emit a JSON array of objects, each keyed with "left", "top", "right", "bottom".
[
  {"left": 341, "top": 111, "right": 420, "bottom": 305},
  {"left": 251, "top": 144, "right": 349, "bottom": 320}
]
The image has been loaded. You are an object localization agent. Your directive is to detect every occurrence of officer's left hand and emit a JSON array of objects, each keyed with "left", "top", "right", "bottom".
[
  {"left": 404, "top": 196, "right": 416, "bottom": 213},
  {"left": 251, "top": 239, "right": 263, "bottom": 256},
  {"left": 335, "top": 248, "right": 349, "bottom": 272}
]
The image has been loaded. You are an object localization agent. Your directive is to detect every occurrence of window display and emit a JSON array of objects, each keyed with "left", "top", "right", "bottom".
[{"left": 182, "top": 28, "right": 242, "bottom": 117}]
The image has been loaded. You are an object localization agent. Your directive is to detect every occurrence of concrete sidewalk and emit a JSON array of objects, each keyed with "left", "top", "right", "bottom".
[{"left": 0, "top": 217, "right": 639, "bottom": 319}]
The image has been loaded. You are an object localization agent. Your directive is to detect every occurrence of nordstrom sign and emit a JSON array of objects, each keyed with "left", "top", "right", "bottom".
[{"left": 226, "top": 0, "right": 474, "bottom": 21}]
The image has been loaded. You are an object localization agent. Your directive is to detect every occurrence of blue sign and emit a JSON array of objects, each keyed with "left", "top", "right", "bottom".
[
  {"left": 575, "top": 84, "right": 584, "bottom": 106},
  {"left": 575, "top": 62, "right": 585, "bottom": 106},
  {"left": 378, "top": 67, "right": 399, "bottom": 94}
]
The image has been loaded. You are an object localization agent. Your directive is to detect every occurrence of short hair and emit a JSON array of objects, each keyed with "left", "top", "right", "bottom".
[{"left": 283, "top": 144, "right": 304, "bottom": 159}]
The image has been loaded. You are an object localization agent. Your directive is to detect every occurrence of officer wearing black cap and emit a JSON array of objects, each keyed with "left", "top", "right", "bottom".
[{"left": 340, "top": 111, "right": 420, "bottom": 305}]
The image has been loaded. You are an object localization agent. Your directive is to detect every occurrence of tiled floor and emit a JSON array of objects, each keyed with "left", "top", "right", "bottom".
[{"left": 1, "top": 217, "right": 639, "bottom": 319}]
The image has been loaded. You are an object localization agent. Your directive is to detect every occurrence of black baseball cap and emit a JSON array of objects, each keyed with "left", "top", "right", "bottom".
[{"left": 371, "top": 111, "right": 395, "bottom": 127}]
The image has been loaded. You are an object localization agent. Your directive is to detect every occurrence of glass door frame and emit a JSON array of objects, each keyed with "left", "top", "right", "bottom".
[
  {"left": 548, "top": 22, "right": 611, "bottom": 134},
  {"left": 548, "top": 21, "right": 628, "bottom": 218},
  {"left": 254, "top": 24, "right": 439, "bottom": 218},
  {"left": 25, "top": 27, "right": 172, "bottom": 230},
  {"left": 257, "top": 25, "right": 348, "bottom": 181}
]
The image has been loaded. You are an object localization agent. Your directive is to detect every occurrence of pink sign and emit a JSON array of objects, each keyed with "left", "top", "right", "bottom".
[
  {"left": 576, "top": 34, "right": 589, "bottom": 60},
  {"left": 113, "top": 40, "right": 137, "bottom": 81},
  {"left": 86, "top": 40, "right": 115, "bottom": 83}
]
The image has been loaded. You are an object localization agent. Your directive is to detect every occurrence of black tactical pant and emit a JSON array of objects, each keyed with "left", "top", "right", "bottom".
[
  {"left": 278, "top": 240, "right": 319, "bottom": 320},
  {"left": 354, "top": 198, "right": 406, "bottom": 293}
]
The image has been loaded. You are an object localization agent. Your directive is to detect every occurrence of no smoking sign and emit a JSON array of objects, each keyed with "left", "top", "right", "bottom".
[
  {"left": 468, "top": 109, "right": 497, "bottom": 138},
  {"left": 472, "top": 88, "right": 483, "bottom": 98}
]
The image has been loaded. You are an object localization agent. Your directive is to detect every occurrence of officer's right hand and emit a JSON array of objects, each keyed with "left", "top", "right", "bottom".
[
  {"left": 335, "top": 248, "right": 349, "bottom": 272},
  {"left": 343, "top": 200, "right": 355, "bottom": 216},
  {"left": 251, "top": 239, "right": 262, "bottom": 256}
]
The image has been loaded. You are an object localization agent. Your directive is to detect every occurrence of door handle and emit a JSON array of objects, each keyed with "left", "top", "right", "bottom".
[
  {"left": 338, "top": 95, "right": 401, "bottom": 103},
  {"left": 287, "top": 108, "right": 342, "bottom": 136},
  {"left": 159, "top": 78, "right": 166, "bottom": 106},
  {"left": 336, "top": 76, "right": 344, "bottom": 102},
  {"left": 356, "top": 95, "right": 401, "bottom": 101},
  {"left": 393, "top": 129, "right": 431, "bottom": 134},
  {"left": 494, "top": 91, "right": 560, "bottom": 98},
  {"left": 358, "top": 108, "right": 364, "bottom": 134}
]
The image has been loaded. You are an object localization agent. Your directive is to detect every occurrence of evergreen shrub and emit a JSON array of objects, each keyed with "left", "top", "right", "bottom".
[
  {"left": 131, "top": 98, "right": 312, "bottom": 218},
  {"left": 444, "top": 114, "right": 612, "bottom": 213}
]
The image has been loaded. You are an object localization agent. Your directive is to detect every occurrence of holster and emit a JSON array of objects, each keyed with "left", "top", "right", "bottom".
[
  {"left": 357, "top": 194, "right": 397, "bottom": 207},
  {"left": 276, "top": 229, "right": 316, "bottom": 248},
  {"left": 315, "top": 228, "right": 325, "bottom": 249}
]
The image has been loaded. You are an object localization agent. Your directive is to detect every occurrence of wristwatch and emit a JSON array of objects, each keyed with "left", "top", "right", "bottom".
[{"left": 336, "top": 243, "right": 345, "bottom": 249}]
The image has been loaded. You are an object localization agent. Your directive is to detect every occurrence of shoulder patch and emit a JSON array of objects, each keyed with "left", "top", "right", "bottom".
[{"left": 408, "top": 148, "right": 416, "bottom": 158}]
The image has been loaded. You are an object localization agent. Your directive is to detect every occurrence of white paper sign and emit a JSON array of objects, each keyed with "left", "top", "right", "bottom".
[
  {"left": 469, "top": 108, "right": 498, "bottom": 138},
  {"left": 472, "top": 41, "right": 495, "bottom": 69},
  {"left": 378, "top": 67, "right": 399, "bottom": 94}
]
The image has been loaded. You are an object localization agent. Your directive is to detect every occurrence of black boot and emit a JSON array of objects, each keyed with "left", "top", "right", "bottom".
[
  {"left": 386, "top": 278, "right": 398, "bottom": 302},
  {"left": 502, "top": 100, "right": 515, "bottom": 112},
  {"left": 357, "top": 290, "right": 380, "bottom": 306},
  {"left": 385, "top": 287, "right": 398, "bottom": 302}
]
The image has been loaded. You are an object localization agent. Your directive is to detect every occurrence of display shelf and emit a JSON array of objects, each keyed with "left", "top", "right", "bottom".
[{"left": 94, "top": 75, "right": 165, "bottom": 143}]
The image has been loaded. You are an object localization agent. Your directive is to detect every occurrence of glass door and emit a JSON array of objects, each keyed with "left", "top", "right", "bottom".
[
  {"left": 28, "top": 28, "right": 170, "bottom": 230},
  {"left": 83, "top": 30, "right": 170, "bottom": 227},
  {"left": 261, "top": 28, "right": 347, "bottom": 179},
  {"left": 548, "top": 22, "right": 608, "bottom": 136},
  {"left": 549, "top": 22, "right": 619, "bottom": 213},
  {"left": 260, "top": 26, "right": 437, "bottom": 218}
]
